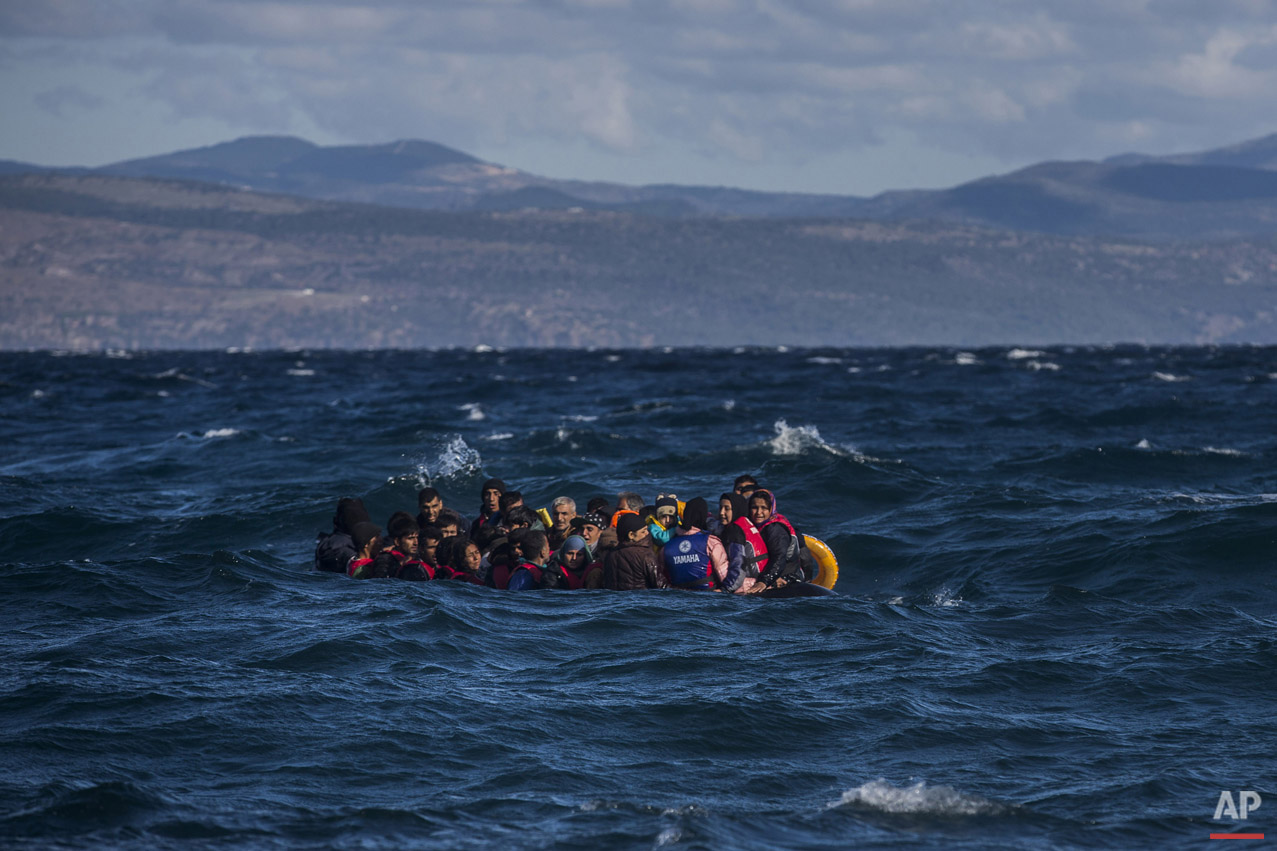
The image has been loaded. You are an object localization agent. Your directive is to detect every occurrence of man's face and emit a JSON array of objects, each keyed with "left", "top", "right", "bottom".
[
  {"left": 420, "top": 537, "right": 440, "bottom": 565},
  {"left": 552, "top": 504, "right": 574, "bottom": 530},
  {"left": 438, "top": 521, "right": 458, "bottom": 538},
  {"left": 628, "top": 525, "right": 651, "bottom": 545},
  {"left": 749, "top": 498, "right": 771, "bottom": 526},
  {"left": 420, "top": 497, "right": 442, "bottom": 523},
  {"left": 396, "top": 531, "right": 419, "bottom": 555},
  {"left": 581, "top": 522, "right": 601, "bottom": 546},
  {"left": 735, "top": 480, "right": 757, "bottom": 499},
  {"left": 482, "top": 488, "right": 501, "bottom": 513}
]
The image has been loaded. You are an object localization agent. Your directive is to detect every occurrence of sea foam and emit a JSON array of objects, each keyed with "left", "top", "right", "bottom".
[
  {"left": 830, "top": 780, "right": 1006, "bottom": 816},
  {"left": 768, "top": 419, "right": 854, "bottom": 457}
]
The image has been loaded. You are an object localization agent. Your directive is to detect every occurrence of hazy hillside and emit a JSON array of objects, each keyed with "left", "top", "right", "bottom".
[
  {"left": 3, "top": 173, "right": 1276, "bottom": 350},
  {"left": 8, "top": 132, "right": 1277, "bottom": 240}
]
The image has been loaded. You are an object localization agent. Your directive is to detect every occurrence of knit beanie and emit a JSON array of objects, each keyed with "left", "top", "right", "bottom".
[{"left": 616, "top": 513, "right": 646, "bottom": 540}]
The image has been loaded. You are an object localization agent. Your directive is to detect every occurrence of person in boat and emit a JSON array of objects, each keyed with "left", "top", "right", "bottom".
[
  {"left": 501, "top": 505, "right": 540, "bottom": 535},
  {"left": 545, "top": 534, "right": 603, "bottom": 589},
  {"left": 578, "top": 511, "right": 612, "bottom": 560},
  {"left": 469, "top": 478, "right": 506, "bottom": 537},
  {"left": 748, "top": 489, "right": 808, "bottom": 588},
  {"left": 658, "top": 497, "right": 729, "bottom": 591},
  {"left": 366, "top": 512, "right": 432, "bottom": 580},
  {"left": 436, "top": 509, "right": 463, "bottom": 541},
  {"left": 498, "top": 490, "right": 526, "bottom": 521},
  {"left": 611, "top": 492, "right": 643, "bottom": 528},
  {"left": 433, "top": 535, "right": 483, "bottom": 583},
  {"left": 345, "top": 521, "right": 383, "bottom": 578},
  {"left": 715, "top": 492, "right": 762, "bottom": 594},
  {"left": 603, "top": 514, "right": 669, "bottom": 591},
  {"left": 314, "top": 497, "right": 371, "bottom": 573},
  {"left": 452, "top": 537, "right": 485, "bottom": 584},
  {"left": 487, "top": 528, "right": 528, "bottom": 589},
  {"left": 507, "top": 530, "right": 552, "bottom": 591},
  {"left": 416, "top": 487, "right": 444, "bottom": 528},
  {"left": 416, "top": 524, "right": 443, "bottom": 573},
  {"left": 733, "top": 475, "right": 759, "bottom": 502},
  {"left": 547, "top": 496, "right": 577, "bottom": 549},
  {"left": 648, "top": 494, "right": 680, "bottom": 547}
]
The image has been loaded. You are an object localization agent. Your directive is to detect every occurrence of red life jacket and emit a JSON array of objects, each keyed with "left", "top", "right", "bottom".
[
  {"left": 491, "top": 561, "right": 515, "bottom": 590},
  {"left": 557, "top": 561, "right": 601, "bottom": 590},
  {"left": 733, "top": 516, "right": 769, "bottom": 575},
  {"left": 434, "top": 563, "right": 468, "bottom": 581},
  {"left": 759, "top": 512, "right": 801, "bottom": 566},
  {"left": 347, "top": 556, "right": 372, "bottom": 578},
  {"left": 380, "top": 548, "right": 432, "bottom": 580},
  {"left": 511, "top": 561, "right": 544, "bottom": 588}
]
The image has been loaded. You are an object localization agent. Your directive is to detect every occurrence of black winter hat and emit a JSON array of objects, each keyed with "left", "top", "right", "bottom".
[
  {"left": 351, "top": 522, "right": 382, "bottom": 551},
  {"left": 481, "top": 478, "right": 507, "bottom": 495},
  {"left": 617, "top": 513, "right": 646, "bottom": 540}
]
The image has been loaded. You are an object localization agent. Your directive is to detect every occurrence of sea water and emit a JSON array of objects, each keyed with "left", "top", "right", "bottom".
[{"left": 2, "top": 346, "right": 1274, "bottom": 849}]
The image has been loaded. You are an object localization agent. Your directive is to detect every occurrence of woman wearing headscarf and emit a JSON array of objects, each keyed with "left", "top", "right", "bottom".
[
  {"left": 715, "top": 492, "right": 762, "bottom": 594},
  {"left": 748, "top": 489, "right": 806, "bottom": 588}
]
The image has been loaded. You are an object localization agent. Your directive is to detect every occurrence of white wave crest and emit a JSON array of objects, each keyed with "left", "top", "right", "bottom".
[
  {"left": 483, "top": 433, "right": 514, "bottom": 441},
  {"left": 931, "top": 588, "right": 963, "bottom": 607},
  {"left": 1203, "top": 446, "right": 1245, "bottom": 457},
  {"left": 200, "top": 428, "right": 240, "bottom": 439},
  {"left": 1006, "top": 348, "right": 1045, "bottom": 360},
  {"left": 768, "top": 419, "right": 853, "bottom": 457},
  {"left": 830, "top": 780, "right": 1005, "bottom": 816},
  {"left": 286, "top": 369, "right": 315, "bottom": 377},
  {"left": 1152, "top": 372, "right": 1190, "bottom": 382},
  {"left": 1026, "top": 361, "right": 1061, "bottom": 372},
  {"left": 806, "top": 356, "right": 843, "bottom": 365},
  {"left": 953, "top": 352, "right": 980, "bottom": 365},
  {"left": 413, "top": 436, "right": 482, "bottom": 484},
  {"left": 459, "top": 403, "right": 486, "bottom": 421},
  {"left": 1135, "top": 438, "right": 1153, "bottom": 450}
]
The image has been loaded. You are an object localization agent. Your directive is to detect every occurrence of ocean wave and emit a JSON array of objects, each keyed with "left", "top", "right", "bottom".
[
  {"left": 767, "top": 419, "right": 855, "bottom": 457},
  {"left": 409, "top": 435, "right": 483, "bottom": 485},
  {"left": 830, "top": 780, "right": 1008, "bottom": 816}
]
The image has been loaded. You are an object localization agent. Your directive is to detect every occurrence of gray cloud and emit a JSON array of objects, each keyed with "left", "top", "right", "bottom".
[
  {"left": 33, "top": 84, "right": 105, "bottom": 117},
  {"left": 4, "top": 0, "right": 1277, "bottom": 187}
]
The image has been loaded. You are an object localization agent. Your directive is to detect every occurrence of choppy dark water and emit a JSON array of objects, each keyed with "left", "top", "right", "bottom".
[{"left": 2, "top": 346, "right": 1275, "bottom": 849}]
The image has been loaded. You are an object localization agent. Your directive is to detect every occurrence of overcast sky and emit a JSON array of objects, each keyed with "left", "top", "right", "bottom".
[{"left": 2, "top": 0, "right": 1276, "bottom": 196}]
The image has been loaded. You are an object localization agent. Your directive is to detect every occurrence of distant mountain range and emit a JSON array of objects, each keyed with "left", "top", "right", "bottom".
[
  {"left": 6, "top": 132, "right": 1277, "bottom": 240},
  {"left": 3, "top": 171, "right": 1277, "bottom": 349}
]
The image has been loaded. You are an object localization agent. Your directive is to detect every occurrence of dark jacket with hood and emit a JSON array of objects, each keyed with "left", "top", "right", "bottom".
[{"left": 314, "top": 497, "right": 370, "bottom": 573}]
